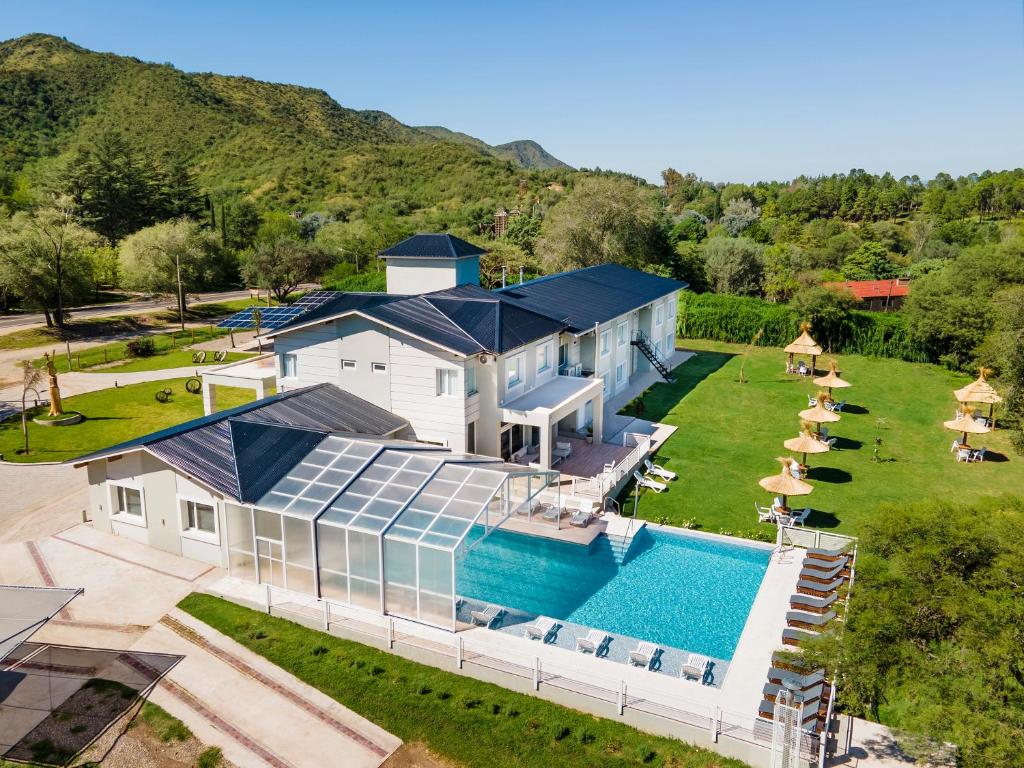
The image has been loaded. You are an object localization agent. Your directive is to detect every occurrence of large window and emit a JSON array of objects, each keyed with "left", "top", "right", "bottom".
[
  {"left": 600, "top": 330, "right": 611, "bottom": 357},
  {"left": 616, "top": 362, "right": 625, "bottom": 385},
  {"left": 112, "top": 484, "right": 143, "bottom": 518},
  {"left": 282, "top": 353, "right": 297, "bottom": 378},
  {"left": 668, "top": 298, "right": 677, "bottom": 318},
  {"left": 465, "top": 366, "right": 477, "bottom": 396},
  {"left": 536, "top": 344, "right": 550, "bottom": 373},
  {"left": 436, "top": 369, "right": 458, "bottom": 396},
  {"left": 182, "top": 499, "right": 216, "bottom": 535},
  {"left": 617, "top": 322, "right": 628, "bottom": 346},
  {"left": 506, "top": 355, "right": 523, "bottom": 388},
  {"left": 655, "top": 305, "right": 664, "bottom": 327},
  {"left": 225, "top": 503, "right": 256, "bottom": 581}
]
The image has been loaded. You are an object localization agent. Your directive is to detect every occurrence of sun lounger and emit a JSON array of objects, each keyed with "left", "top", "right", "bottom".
[
  {"left": 803, "top": 554, "right": 849, "bottom": 571},
  {"left": 805, "top": 546, "right": 851, "bottom": 562},
  {"left": 790, "top": 592, "right": 838, "bottom": 613},
  {"left": 825, "top": 399, "right": 845, "bottom": 413},
  {"left": 767, "top": 667, "right": 825, "bottom": 690},
  {"left": 797, "top": 577, "right": 845, "bottom": 596},
  {"left": 470, "top": 604, "right": 504, "bottom": 627},
  {"left": 680, "top": 653, "right": 711, "bottom": 682},
  {"left": 644, "top": 459, "right": 677, "bottom": 481},
  {"left": 758, "top": 699, "right": 822, "bottom": 727},
  {"left": 542, "top": 505, "right": 567, "bottom": 522},
  {"left": 524, "top": 616, "right": 558, "bottom": 642},
  {"left": 763, "top": 681, "right": 825, "bottom": 706},
  {"left": 786, "top": 610, "right": 837, "bottom": 630},
  {"left": 800, "top": 564, "right": 849, "bottom": 584},
  {"left": 569, "top": 508, "right": 593, "bottom": 527},
  {"left": 629, "top": 641, "right": 661, "bottom": 669},
  {"left": 575, "top": 629, "right": 609, "bottom": 655},
  {"left": 633, "top": 471, "right": 667, "bottom": 493}
]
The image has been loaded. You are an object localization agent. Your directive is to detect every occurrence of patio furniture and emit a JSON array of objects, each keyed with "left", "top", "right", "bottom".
[
  {"left": 633, "top": 471, "right": 667, "bottom": 493},
  {"left": 644, "top": 459, "right": 676, "bottom": 481},
  {"left": 789, "top": 463, "right": 805, "bottom": 480},
  {"left": 950, "top": 438, "right": 964, "bottom": 453},
  {"left": 628, "top": 640, "right": 662, "bottom": 669},
  {"left": 754, "top": 501, "right": 774, "bottom": 523},
  {"left": 542, "top": 505, "right": 568, "bottom": 523},
  {"left": 575, "top": 629, "right": 610, "bottom": 655},
  {"left": 767, "top": 667, "right": 826, "bottom": 690},
  {"left": 956, "top": 448, "right": 972, "bottom": 463},
  {"left": 822, "top": 437, "right": 837, "bottom": 449},
  {"left": 806, "top": 394, "right": 817, "bottom": 407},
  {"left": 797, "top": 360, "right": 810, "bottom": 376},
  {"left": 680, "top": 653, "right": 711, "bottom": 682},
  {"left": 781, "top": 628, "right": 816, "bottom": 646},
  {"left": 470, "top": 604, "right": 504, "bottom": 627},
  {"left": 805, "top": 546, "right": 849, "bottom": 561},
  {"left": 790, "top": 592, "right": 838, "bottom": 613},
  {"left": 824, "top": 399, "right": 845, "bottom": 413},
  {"left": 818, "top": 427, "right": 830, "bottom": 441},
  {"left": 524, "top": 616, "right": 559, "bottom": 642},
  {"left": 797, "top": 577, "right": 845, "bottom": 597},
  {"left": 569, "top": 506, "right": 594, "bottom": 527},
  {"left": 800, "top": 564, "right": 849, "bottom": 584},
  {"left": 804, "top": 554, "right": 849, "bottom": 571},
  {"left": 970, "top": 447, "right": 987, "bottom": 463},
  {"left": 786, "top": 610, "right": 837, "bottom": 630},
  {"left": 788, "top": 507, "right": 811, "bottom": 526},
  {"left": 553, "top": 441, "right": 573, "bottom": 461}
]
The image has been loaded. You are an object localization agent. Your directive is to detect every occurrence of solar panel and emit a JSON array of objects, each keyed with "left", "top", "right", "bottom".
[{"left": 217, "top": 291, "right": 341, "bottom": 330}]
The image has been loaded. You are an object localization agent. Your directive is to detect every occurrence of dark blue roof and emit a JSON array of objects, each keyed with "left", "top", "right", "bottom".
[
  {"left": 497, "top": 263, "right": 686, "bottom": 332},
  {"left": 71, "top": 384, "right": 409, "bottom": 501},
  {"left": 378, "top": 233, "right": 486, "bottom": 260},
  {"left": 269, "top": 284, "right": 566, "bottom": 355}
]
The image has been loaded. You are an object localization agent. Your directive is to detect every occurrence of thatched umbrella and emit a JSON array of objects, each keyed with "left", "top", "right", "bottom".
[
  {"left": 758, "top": 457, "right": 813, "bottom": 510},
  {"left": 784, "top": 428, "right": 831, "bottom": 468},
  {"left": 784, "top": 322, "right": 823, "bottom": 374},
  {"left": 954, "top": 368, "right": 1002, "bottom": 428},
  {"left": 798, "top": 397, "right": 841, "bottom": 435},
  {"left": 813, "top": 360, "right": 852, "bottom": 398},
  {"left": 944, "top": 406, "right": 991, "bottom": 446}
]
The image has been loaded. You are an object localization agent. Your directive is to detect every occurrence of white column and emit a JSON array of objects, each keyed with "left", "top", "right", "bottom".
[
  {"left": 539, "top": 422, "right": 552, "bottom": 469},
  {"left": 592, "top": 393, "right": 604, "bottom": 444},
  {"left": 202, "top": 381, "right": 217, "bottom": 415},
  {"left": 255, "top": 379, "right": 267, "bottom": 401}
]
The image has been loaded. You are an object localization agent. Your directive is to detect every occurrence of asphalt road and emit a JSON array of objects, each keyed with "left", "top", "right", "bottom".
[{"left": 0, "top": 289, "right": 259, "bottom": 333}]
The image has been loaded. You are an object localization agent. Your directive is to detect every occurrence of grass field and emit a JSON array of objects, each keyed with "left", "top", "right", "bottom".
[
  {"left": 180, "top": 593, "right": 744, "bottom": 768},
  {"left": 627, "top": 339, "right": 1021, "bottom": 539},
  {"left": 0, "top": 378, "right": 261, "bottom": 463}
]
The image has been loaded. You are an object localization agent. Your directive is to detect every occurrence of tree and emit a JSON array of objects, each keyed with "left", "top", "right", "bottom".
[
  {"left": 256, "top": 211, "right": 301, "bottom": 244},
  {"left": 119, "top": 219, "right": 227, "bottom": 328},
  {"left": 762, "top": 244, "right": 801, "bottom": 302},
  {"left": 701, "top": 237, "right": 764, "bottom": 295},
  {"left": 478, "top": 239, "right": 539, "bottom": 289},
  {"left": 841, "top": 241, "right": 899, "bottom": 280},
  {"left": 503, "top": 214, "right": 541, "bottom": 256},
  {"left": 535, "top": 177, "right": 668, "bottom": 271},
  {"left": 671, "top": 242, "right": 709, "bottom": 293},
  {"left": 789, "top": 286, "right": 857, "bottom": 351},
  {"left": 670, "top": 215, "right": 707, "bottom": 244},
  {"left": 0, "top": 197, "right": 98, "bottom": 327},
  {"left": 299, "top": 212, "right": 329, "bottom": 242},
  {"left": 225, "top": 199, "right": 262, "bottom": 251},
  {"left": 720, "top": 198, "right": 760, "bottom": 236},
  {"left": 241, "top": 238, "right": 337, "bottom": 301}
]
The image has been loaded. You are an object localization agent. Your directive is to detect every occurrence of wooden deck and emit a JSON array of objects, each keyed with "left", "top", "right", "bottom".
[{"left": 555, "top": 436, "right": 633, "bottom": 479}]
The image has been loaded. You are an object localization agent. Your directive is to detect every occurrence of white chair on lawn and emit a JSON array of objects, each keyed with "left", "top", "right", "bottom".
[
  {"left": 788, "top": 508, "right": 811, "bottom": 526},
  {"left": 633, "top": 471, "right": 667, "bottom": 493},
  {"left": 956, "top": 448, "right": 972, "bottom": 463},
  {"left": 754, "top": 502, "right": 774, "bottom": 523},
  {"left": 644, "top": 459, "right": 676, "bottom": 481}
]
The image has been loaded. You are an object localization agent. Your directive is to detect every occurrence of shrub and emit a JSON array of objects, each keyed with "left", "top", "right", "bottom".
[
  {"left": 125, "top": 337, "right": 157, "bottom": 357},
  {"left": 197, "top": 746, "right": 223, "bottom": 768}
]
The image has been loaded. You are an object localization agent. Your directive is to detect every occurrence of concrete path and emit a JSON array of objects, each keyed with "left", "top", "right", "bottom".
[{"left": 0, "top": 462, "right": 86, "bottom": 543}]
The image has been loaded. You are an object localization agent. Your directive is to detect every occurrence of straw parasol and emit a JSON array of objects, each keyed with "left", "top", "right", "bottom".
[
  {"left": 758, "top": 457, "right": 813, "bottom": 509},
  {"left": 784, "top": 322, "right": 823, "bottom": 374},
  {"left": 954, "top": 367, "right": 1002, "bottom": 427},
  {"left": 784, "top": 427, "right": 830, "bottom": 468},
  {"left": 798, "top": 398, "right": 841, "bottom": 434},
  {"left": 813, "top": 360, "right": 851, "bottom": 397},
  {"left": 943, "top": 406, "right": 991, "bottom": 446}
]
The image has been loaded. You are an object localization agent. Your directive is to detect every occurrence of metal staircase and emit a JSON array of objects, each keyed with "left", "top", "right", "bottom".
[{"left": 631, "top": 330, "right": 675, "bottom": 383}]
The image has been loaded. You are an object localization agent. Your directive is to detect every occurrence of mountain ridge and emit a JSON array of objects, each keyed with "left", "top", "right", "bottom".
[{"left": 415, "top": 125, "right": 570, "bottom": 170}]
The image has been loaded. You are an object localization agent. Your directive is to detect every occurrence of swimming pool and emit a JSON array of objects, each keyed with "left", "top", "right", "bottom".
[{"left": 456, "top": 526, "right": 770, "bottom": 660}]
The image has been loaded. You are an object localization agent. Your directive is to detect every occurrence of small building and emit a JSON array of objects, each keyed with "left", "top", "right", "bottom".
[{"left": 823, "top": 278, "right": 910, "bottom": 311}]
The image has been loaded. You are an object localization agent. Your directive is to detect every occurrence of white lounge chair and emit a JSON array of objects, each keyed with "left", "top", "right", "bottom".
[
  {"left": 825, "top": 399, "right": 845, "bottom": 413},
  {"left": 633, "top": 471, "right": 667, "bottom": 493},
  {"left": 470, "top": 604, "right": 504, "bottom": 627},
  {"left": 788, "top": 508, "right": 811, "bottom": 526},
  {"left": 644, "top": 458, "right": 676, "bottom": 481},
  {"left": 754, "top": 501, "right": 774, "bottom": 523},
  {"left": 950, "top": 438, "right": 963, "bottom": 453},
  {"left": 569, "top": 507, "right": 594, "bottom": 527},
  {"left": 680, "top": 653, "right": 711, "bottom": 682},
  {"left": 806, "top": 395, "right": 817, "bottom": 407},
  {"left": 822, "top": 437, "right": 837, "bottom": 449},
  {"left": 524, "top": 616, "right": 558, "bottom": 642},
  {"left": 956, "top": 448, "right": 971, "bottom": 463},
  {"left": 575, "top": 629, "right": 609, "bottom": 655},
  {"left": 971, "top": 447, "right": 987, "bottom": 463},
  {"left": 629, "top": 640, "right": 661, "bottom": 668}
]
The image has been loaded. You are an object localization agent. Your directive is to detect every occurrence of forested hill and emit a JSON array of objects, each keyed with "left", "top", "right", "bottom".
[
  {"left": 0, "top": 33, "right": 569, "bottom": 209},
  {"left": 416, "top": 126, "right": 570, "bottom": 170}
]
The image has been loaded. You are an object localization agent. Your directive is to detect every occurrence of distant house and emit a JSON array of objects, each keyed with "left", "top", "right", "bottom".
[{"left": 823, "top": 278, "right": 910, "bottom": 311}]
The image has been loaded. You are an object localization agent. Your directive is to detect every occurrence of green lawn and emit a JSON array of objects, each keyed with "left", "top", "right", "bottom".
[
  {"left": 0, "top": 378, "right": 261, "bottom": 463},
  {"left": 180, "top": 593, "right": 744, "bottom": 768},
  {"left": 627, "top": 339, "right": 1021, "bottom": 539}
]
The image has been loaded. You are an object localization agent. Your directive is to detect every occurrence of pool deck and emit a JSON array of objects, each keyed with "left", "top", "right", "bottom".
[{"left": 495, "top": 514, "right": 607, "bottom": 546}]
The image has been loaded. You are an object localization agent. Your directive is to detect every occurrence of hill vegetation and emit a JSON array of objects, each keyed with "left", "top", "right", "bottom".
[{"left": 414, "top": 126, "right": 569, "bottom": 169}]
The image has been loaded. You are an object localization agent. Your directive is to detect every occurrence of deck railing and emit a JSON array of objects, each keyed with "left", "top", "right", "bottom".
[
  {"left": 249, "top": 583, "right": 821, "bottom": 767},
  {"left": 572, "top": 433, "right": 652, "bottom": 500}
]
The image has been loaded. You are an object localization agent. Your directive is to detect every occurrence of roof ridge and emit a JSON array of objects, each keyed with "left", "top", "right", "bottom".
[
  {"left": 418, "top": 295, "right": 487, "bottom": 351},
  {"left": 225, "top": 419, "right": 243, "bottom": 500}
]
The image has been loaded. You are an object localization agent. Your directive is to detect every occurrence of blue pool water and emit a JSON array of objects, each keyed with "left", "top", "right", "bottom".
[{"left": 456, "top": 527, "right": 770, "bottom": 660}]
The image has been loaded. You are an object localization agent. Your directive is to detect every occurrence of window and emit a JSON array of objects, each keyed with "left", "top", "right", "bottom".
[
  {"left": 282, "top": 353, "right": 297, "bottom": 378},
  {"left": 183, "top": 499, "right": 216, "bottom": 535},
  {"left": 341, "top": 359, "right": 357, "bottom": 371},
  {"left": 436, "top": 368, "right": 458, "bottom": 396},
  {"left": 601, "top": 372, "right": 611, "bottom": 396},
  {"left": 616, "top": 362, "right": 625, "bottom": 384},
  {"left": 112, "top": 484, "right": 143, "bottom": 518},
  {"left": 665, "top": 333, "right": 674, "bottom": 354},
  {"left": 655, "top": 305, "right": 664, "bottom": 326},
  {"left": 465, "top": 366, "right": 478, "bottom": 396},
  {"left": 617, "top": 322, "right": 628, "bottom": 346},
  {"left": 466, "top": 421, "right": 476, "bottom": 453},
  {"left": 371, "top": 362, "right": 387, "bottom": 374},
  {"left": 506, "top": 355, "right": 523, "bottom": 388},
  {"left": 536, "top": 344, "right": 550, "bottom": 373},
  {"left": 600, "top": 330, "right": 611, "bottom": 357},
  {"left": 668, "top": 298, "right": 677, "bottom": 318}
]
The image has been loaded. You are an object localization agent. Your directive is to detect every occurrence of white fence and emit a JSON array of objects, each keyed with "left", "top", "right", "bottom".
[
  {"left": 253, "top": 584, "right": 821, "bottom": 767},
  {"left": 572, "top": 434, "right": 653, "bottom": 500}
]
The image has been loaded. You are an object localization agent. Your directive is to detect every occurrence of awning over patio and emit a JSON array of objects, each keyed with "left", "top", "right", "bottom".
[
  {"left": 201, "top": 354, "right": 278, "bottom": 414},
  {"left": 0, "top": 585, "right": 82, "bottom": 662},
  {"left": 501, "top": 375, "right": 604, "bottom": 468}
]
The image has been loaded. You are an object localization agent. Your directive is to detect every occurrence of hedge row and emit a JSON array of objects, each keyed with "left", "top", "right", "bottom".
[{"left": 677, "top": 293, "right": 929, "bottom": 363}]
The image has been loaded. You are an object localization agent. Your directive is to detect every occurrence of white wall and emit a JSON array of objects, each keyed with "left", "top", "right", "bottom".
[
  {"left": 384, "top": 257, "right": 480, "bottom": 295},
  {"left": 498, "top": 333, "right": 560, "bottom": 405}
]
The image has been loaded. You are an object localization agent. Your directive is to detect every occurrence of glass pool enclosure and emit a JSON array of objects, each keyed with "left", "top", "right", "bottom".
[{"left": 223, "top": 436, "right": 558, "bottom": 629}]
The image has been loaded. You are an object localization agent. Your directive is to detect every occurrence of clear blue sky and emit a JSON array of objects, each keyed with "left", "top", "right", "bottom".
[{"left": 6, "top": 0, "right": 1024, "bottom": 183}]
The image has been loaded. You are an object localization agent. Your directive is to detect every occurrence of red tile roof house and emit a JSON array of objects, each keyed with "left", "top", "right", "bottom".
[{"left": 823, "top": 278, "right": 910, "bottom": 311}]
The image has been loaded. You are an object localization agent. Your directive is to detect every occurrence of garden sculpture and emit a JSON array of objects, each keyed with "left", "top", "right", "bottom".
[{"left": 44, "top": 352, "right": 64, "bottom": 417}]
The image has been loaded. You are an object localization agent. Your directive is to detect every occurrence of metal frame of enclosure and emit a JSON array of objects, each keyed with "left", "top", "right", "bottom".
[{"left": 224, "top": 435, "right": 558, "bottom": 631}]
